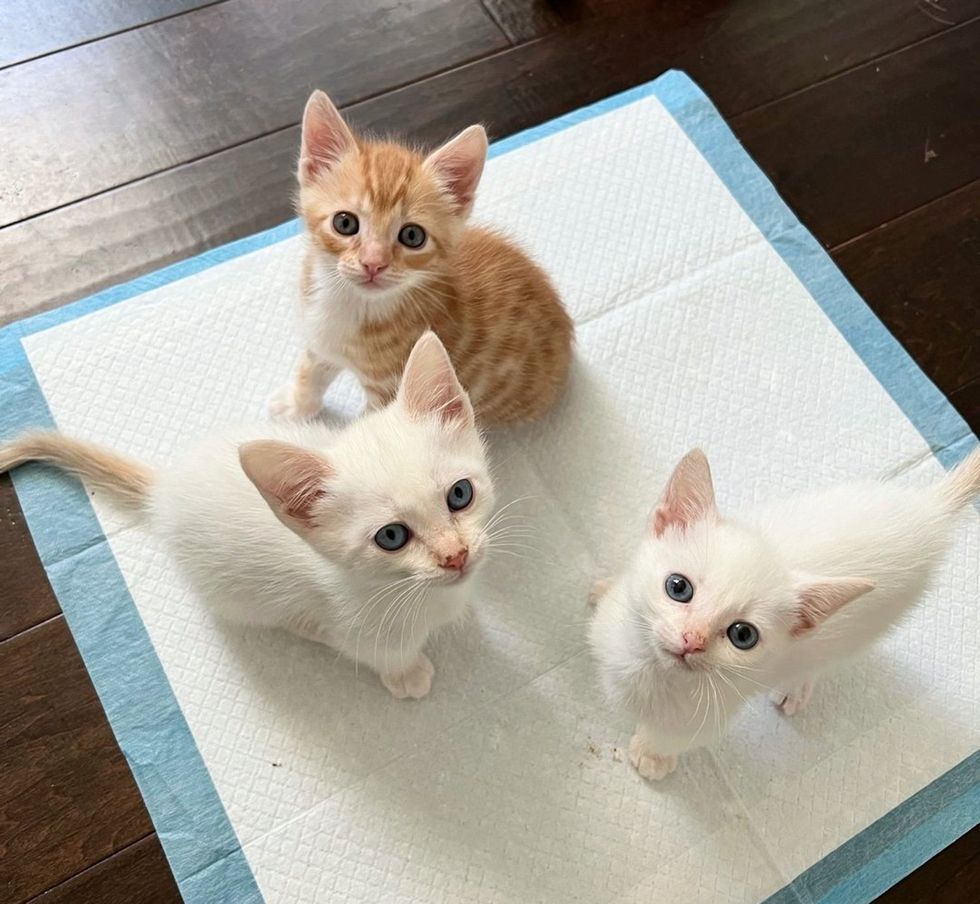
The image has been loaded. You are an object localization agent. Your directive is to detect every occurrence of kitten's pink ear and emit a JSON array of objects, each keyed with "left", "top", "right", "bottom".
[
  {"left": 424, "top": 125, "right": 488, "bottom": 214},
  {"left": 397, "top": 331, "right": 474, "bottom": 428},
  {"left": 651, "top": 449, "right": 718, "bottom": 538},
  {"left": 791, "top": 576, "right": 876, "bottom": 635},
  {"left": 239, "top": 440, "right": 334, "bottom": 533},
  {"left": 299, "top": 90, "right": 356, "bottom": 185}
]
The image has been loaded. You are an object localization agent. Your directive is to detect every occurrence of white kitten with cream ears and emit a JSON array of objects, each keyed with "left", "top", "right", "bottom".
[
  {"left": 0, "top": 333, "right": 495, "bottom": 699},
  {"left": 589, "top": 447, "right": 980, "bottom": 780}
]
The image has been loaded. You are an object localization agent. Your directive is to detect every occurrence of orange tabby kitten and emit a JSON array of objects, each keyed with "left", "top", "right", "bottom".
[{"left": 269, "top": 90, "right": 574, "bottom": 426}]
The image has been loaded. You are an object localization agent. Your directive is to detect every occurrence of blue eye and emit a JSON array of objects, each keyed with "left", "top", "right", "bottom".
[
  {"left": 375, "top": 523, "right": 410, "bottom": 551},
  {"left": 727, "top": 622, "right": 759, "bottom": 650},
  {"left": 333, "top": 212, "right": 359, "bottom": 236},
  {"left": 447, "top": 478, "right": 473, "bottom": 512},
  {"left": 398, "top": 223, "right": 426, "bottom": 248},
  {"left": 665, "top": 573, "right": 694, "bottom": 603}
]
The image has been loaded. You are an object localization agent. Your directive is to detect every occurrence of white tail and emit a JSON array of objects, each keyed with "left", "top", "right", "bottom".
[
  {"left": 939, "top": 446, "right": 980, "bottom": 511},
  {"left": 0, "top": 430, "right": 153, "bottom": 508}
]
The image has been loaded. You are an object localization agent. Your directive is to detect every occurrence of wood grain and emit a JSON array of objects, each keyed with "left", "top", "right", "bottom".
[
  {"left": 0, "top": 128, "right": 300, "bottom": 324},
  {"left": 30, "top": 835, "right": 180, "bottom": 904},
  {"left": 0, "top": 619, "right": 152, "bottom": 902},
  {"left": 479, "top": 0, "right": 568, "bottom": 42},
  {"left": 0, "top": 0, "right": 507, "bottom": 227},
  {"left": 0, "top": 475, "right": 59, "bottom": 640},
  {"left": 0, "top": 1, "right": 222, "bottom": 69},
  {"left": 732, "top": 18, "right": 980, "bottom": 248},
  {"left": 833, "top": 178, "right": 980, "bottom": 431}
]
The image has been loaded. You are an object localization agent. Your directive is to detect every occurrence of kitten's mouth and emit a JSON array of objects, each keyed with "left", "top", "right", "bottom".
[
  {"left": 664, "top": 648, "right": 698, "bottom": 670},
  {"left": 357, "top": 274, "right": 401, "bottom": 293}
]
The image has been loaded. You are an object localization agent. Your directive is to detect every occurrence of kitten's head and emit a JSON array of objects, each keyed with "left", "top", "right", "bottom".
[
  {"left": 240, "top": 332, "right": 494, "bottom": 585},
  {"left": 628, "top": 450, "right": 874, "bottom": 679},
  {"left": 296, "top": 90, "right": 487, "bottom": 306}
]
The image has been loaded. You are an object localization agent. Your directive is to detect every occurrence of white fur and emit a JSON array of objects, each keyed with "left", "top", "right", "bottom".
[
  {"left": 589, "top": 448, "right": 980, "bottom": 779},
  {"left": 164, "top": 347, "right": 493, "bottom": 699},
  {"left": 2, "top": 333, "right": 495, "bottom": 700}
]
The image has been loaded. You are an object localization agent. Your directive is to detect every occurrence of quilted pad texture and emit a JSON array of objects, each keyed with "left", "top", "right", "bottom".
[{"left": 2, "top": 72, "right": 977, "bottom": 903}]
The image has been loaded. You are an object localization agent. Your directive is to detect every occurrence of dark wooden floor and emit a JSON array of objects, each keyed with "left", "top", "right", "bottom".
[{"left": 1, "top": 1, "right": 978, "bottom": 901}]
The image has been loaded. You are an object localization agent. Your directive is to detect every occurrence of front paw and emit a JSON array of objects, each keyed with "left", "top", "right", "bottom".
[
  {"left": 268, "top": 383, "right": 323, "bottom": 421},
  {"left": 381, "top": 653, "right": 434, "bottom": 700},
  {"left": 771, "top": 680, "right": 814, "bottom": 717},
  {"left": 628, "top": 733, "right": 677, "bottom": 781}
]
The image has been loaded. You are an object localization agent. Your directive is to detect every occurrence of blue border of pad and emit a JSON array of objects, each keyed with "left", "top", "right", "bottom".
[{"left": 1, "top": 70, "right": 976, "bottom": 904}]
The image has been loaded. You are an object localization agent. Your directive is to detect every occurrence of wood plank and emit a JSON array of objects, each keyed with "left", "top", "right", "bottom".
[
  {"left": 5, "top": 3, "right": 979, "bottom": 325},
  {"left": 693, "top": 0, "right": 978, "bottom": 116},
  {"left": 832, "top": 178, "right": 980, "bottom": 431},
  {"left": 876, "top": 826, "right": 980, "bottom": 903},
  {"left": 0, "top": 618, "right": 152, "bottom": 902},
  {"left": 732, "top": 18, "right": 980, "bottom": 247},
  {"left": 0, "top": 128, "right": 300, "bottom": 324},
  {"left": 31, "top": 836, "right": 180, "bottom": 904},
  {"left": 0, "top": 0, "right": 507, "bottom": 227},
  {"left": 0, "top": 475, "right": 59, "bottom": 640},
  {"left": 479, "top": 0, "right": 567, "bottom": 43},
  {"left": 480, "top": 0, "right": 979, "bottom": 53},
  {"left": 0, "top": 1, "right": 221, "bottom": 70}
]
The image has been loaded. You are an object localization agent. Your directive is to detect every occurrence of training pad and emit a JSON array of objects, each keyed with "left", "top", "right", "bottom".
[{"left": 2, "top": 71, "right": 977, "bottom": 903}]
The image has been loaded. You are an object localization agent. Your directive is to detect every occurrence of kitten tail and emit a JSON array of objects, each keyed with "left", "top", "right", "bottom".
[
  {"left": 0, "top": 430, "right": 153, "bottom": 508},
  {"left": 938, "top": 446, "right": 980, "bottom": 511}
]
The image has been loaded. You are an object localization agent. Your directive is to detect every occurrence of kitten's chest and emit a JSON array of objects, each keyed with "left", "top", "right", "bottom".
[
  {"left": 299, "top": 289, "right": 361, "bottom": 366},
  {"left": 303, "top": 290, "right": 427, "bottom": 387}
]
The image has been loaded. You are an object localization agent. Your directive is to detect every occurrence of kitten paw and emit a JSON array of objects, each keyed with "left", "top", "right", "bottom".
[
  {"left": 771, "top": 680, "right": 814, "bottom": 717},
  {"left": 381, "top": 653, "right": 434, "bottom": 700},
  {"left": 588, "top": 579, "right": 612, "bottom": 608},
  {"left": 628, "top": 734, "right": 677, "bottom": 781},
  {"left": 268, "top": 384, "right": 323, "bottom": 422}
]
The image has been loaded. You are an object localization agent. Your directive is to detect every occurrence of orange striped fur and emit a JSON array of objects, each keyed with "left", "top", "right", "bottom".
[{"left": 270, "top": 91, "right": 573, "bottom": 427}]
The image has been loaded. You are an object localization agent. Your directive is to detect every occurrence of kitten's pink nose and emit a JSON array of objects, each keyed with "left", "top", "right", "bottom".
[
  {"left": 440, "top": 548, "right": 469, "bottom": 572},
  {"left": 361, "top": 261, "right": 388, "bottom": 281},
  {"left": 681, "top": 631, "right": 705, "bottom": 655}
]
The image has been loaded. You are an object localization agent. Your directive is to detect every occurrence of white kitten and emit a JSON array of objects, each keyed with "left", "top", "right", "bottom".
[
  {"left": 0, "top": 332, "right": 495, "bottom": 699},
  {"left": 589, "top": 447, "right": 980, "bottom": 780}
]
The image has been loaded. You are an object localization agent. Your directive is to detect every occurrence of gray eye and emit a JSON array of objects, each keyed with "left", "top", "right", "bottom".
[
  {"left": 665, "top": 573, "right": 693, "bottom": 603},
  {"left": 447, "top": 478, "right": 473, "bottom": 512},
  {"left": 727, "top": 622, "right": 759, "bottom": 650},
  {"left": 375, "top": 523, "right": 410, "bottom": 551},
  {"left": 398, "top": 223, "right": 426, "bottom": 248},
  {"left": 333, "top": 212, "right": 359, "bottom": 236}
]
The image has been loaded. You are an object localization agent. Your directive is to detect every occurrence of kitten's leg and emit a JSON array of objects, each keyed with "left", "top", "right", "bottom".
[
  {"left": 770, "top": 678, "right": 815, "bottom": 716},
  {"left": 380, "top": 653, "right": 435, "bottom": 700},
  {"left": 269, "top": 350, "right": 339, "bottom": 421},
  {"left": 588, "top": 578, "right": 613, "bottom": 608},
  {"left": 628, "top": 722, "right": 678, "bottom": 781}
]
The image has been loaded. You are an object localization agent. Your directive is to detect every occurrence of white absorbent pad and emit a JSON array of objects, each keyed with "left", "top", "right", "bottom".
[{"left": 2, "top": 71, "right": 977, "bottom": 904}]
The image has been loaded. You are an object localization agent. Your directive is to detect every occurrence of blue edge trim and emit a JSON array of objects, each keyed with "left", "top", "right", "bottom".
[{"left": 0, "top": 70, "right": 975, "bottom": 904}]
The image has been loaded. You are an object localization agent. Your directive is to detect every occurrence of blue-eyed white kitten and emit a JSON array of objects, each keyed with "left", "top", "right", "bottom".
[{"left": 0, "top": 332, "right": 495, "bottom": 699}]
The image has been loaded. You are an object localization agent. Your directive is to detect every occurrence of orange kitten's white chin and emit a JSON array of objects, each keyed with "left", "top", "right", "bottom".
[{"left": 337, "top": 268, "right": 415, "bottom": 299}]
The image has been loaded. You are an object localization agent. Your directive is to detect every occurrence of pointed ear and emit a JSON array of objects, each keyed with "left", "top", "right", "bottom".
[
  {"left": 791, "top": 576, "right": 876, "bottom": 636},
  {"left": 239, "top": 440, "right": 334, "bottom": 533},
  {"left": 423, "top": 125, "right": 488, "bottom": 214},
  {"left": 397, "top": 331, "right": 474, "bottom": 428},
  {"left": 298, "top": 90, "right": 356, "bottom": 185},
  {"left": 652, "top": 449, "right": 718, "bottom": 538}
]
